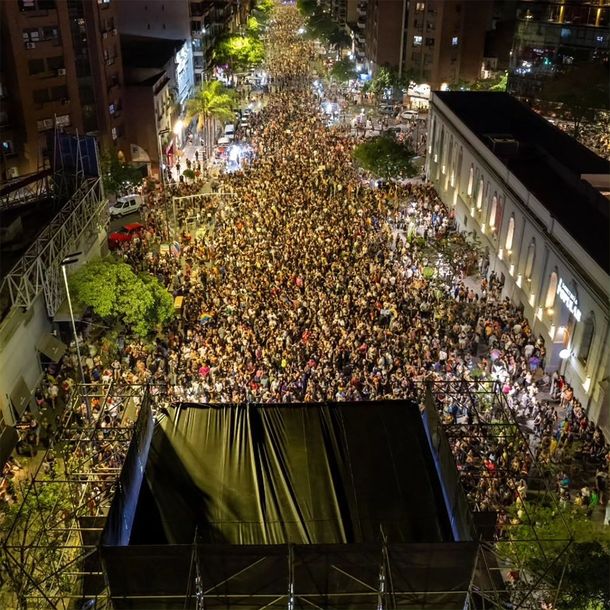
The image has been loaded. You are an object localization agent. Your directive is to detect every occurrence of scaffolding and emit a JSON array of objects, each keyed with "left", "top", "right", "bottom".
[
  {"left": 0, "top": 382, "right": 157, "bottom": 610},
  {"left": 416, "top": 379, "right": 573, "bottom": 610}
]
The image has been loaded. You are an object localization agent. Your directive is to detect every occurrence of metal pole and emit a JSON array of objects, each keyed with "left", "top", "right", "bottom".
[
  {"left": 61, "top": 264, "right": 91, "bottom": 421},
  {"left": 398, "top": 0, "right": 407, "bottom": 81}
]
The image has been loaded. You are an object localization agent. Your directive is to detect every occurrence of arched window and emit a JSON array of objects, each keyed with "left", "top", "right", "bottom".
[
  {"left": 489, "top": 194, "right": 498, "bottom": 228},
  {"left": 437, "top": 127, "right": 444, "bottom": 165},
  {"left": 545, "top": 271, "right": 558, "bottom": 309},
  {"left": 453, "top": 146, "right": 462, "bottom": 188},
  {"left": 505, "top": 215, "right": 515, "bottom": 250},
  {"left": 476, "top": 177, "right": 484, "bottom": 209},
  {"left": 525, "top": 239, "right": 535, "bottom": 278},
  {"left": 579, "top": 312, "right": 595, "bottom": 364},
  {"left": 467, "top": 164, "right": 474, "bottom": 196}
]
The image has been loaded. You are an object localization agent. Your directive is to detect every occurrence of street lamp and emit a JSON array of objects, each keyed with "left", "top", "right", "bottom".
[{"left": 61, "top": 253, "right": 91, "bottom": 421}]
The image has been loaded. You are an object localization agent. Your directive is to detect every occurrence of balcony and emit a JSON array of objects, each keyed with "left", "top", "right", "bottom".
[{"left": 357, "top": 18, "right": 365, "bottom": 29}]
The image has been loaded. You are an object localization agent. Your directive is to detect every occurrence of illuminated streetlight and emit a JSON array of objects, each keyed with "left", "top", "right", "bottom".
[{"left": 173, "top": 119, "right": 184, "bottom": 135}]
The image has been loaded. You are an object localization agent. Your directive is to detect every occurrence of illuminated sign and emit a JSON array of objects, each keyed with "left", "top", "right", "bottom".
[{"left": 557, "top": 278, "right": 581, "bottom": 322}]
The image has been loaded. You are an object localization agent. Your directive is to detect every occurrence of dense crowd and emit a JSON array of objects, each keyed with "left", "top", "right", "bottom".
[{"left": 4, "top": 4, "right": 608, "bottom": 535}]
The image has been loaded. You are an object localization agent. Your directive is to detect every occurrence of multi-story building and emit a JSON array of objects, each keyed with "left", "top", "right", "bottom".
[
  {"left": 508, "top": 0, "right": 609, "bottom": 98},
  {"left": 427, "top": 91, "right": 610, "bottom": 433},
  {"left": 403, "top": 0, "right": 493, "bottom": 89},
  {"left": 0, "top": 0, "right": 126, "bottom": 180},
  {"left": 364, "top": 0, "right": 405, "bottom": 72}
]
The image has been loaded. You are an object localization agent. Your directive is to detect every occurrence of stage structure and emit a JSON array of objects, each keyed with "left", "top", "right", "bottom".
[
  {"left": 0, "top": 382, "right": 158, "bottom": 610},
  {"left": 0, "top": 381, "right": 572, "bottom": 610}
]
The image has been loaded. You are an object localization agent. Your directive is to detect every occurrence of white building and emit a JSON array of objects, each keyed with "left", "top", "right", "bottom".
[{"left": 426, "top": 91, "right": 610, "bottom": 434}]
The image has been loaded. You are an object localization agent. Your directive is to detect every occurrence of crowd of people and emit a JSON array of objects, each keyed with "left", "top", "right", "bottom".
[{"left": 4, "top": 2, "right": 608, "bottom": 540}]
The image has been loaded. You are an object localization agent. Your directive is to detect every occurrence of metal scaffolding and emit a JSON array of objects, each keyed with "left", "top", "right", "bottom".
[
  {"left": 0, "top": 177, "right": 107, "bottom": 318},
  {"left": 0, "top": 382, "right": 154, "bottom": 610},
  {"left": 416, "top": 379, "right": 573, "bottom": 610},
  {"left": 0, "top": 169, "right": 54, "bottom": 211}
]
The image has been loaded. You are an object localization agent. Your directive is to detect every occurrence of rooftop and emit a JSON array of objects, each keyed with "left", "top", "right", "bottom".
[
  {"left": 435, "top": 91, "right": 610, "bottom": 274},
  {"left": 120, "top": 35, "right": 185, "bottom": 70}
]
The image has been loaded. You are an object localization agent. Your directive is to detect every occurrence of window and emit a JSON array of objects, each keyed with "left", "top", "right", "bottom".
[
  {"left": 451, "top": 36, "right": 459, "bottom": 46},
  {"left": 41, "top": 26, "right": 59, "bottom": 41},
  {"left": 467, "top": 164, "right": 474, "bottom": 195},
  {"left": 416, "top": 2, "right": 425, "bottom": 10},
  {"left": 545, "top": 271, "right": 558, "bottom": 309},
  {"left": 1, "top": 140, "right": 14, "bottom": 155},
  {"left": 28, "top": 58, "right": 45, "bottom": 75},
  {"left": 47, "top": 55, "right": 64, "bottom": 70},
  {"left": 525, "top": 239, "right": 535, "bottom": 278},
  {"left": 23, "top": 28, "right": 40, "bottom": 42},
  {"left": 425, "top": 37, "right": 435, "bottom": 46},
  {"left": 413, "top": 35, "right": 422, "bottom": 46},
  {"left": 579, "top": 313, "right": 595, "bottom": 364},
  {"left": 489, "top": 194, "right": 498, "bottom": 228},
  {"left": 476, "top": 177, "right": 484, "bottom": 209},
  {"left": 51, "top": 84, "right": 68, "bottom": 101},
  {"left": 505, "top": 215, "right": 515, "bottom": 249}
]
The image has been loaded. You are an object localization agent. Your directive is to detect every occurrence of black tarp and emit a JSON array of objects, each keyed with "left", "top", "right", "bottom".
[{"left": 140, "top": 401, "right": 452, "bottom": 546}]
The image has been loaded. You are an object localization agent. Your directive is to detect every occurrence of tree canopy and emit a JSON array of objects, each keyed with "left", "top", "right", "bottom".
[
  {"left": 185, "top": 80, "right": 236, "bottom": 132},
  {"left": 508, "top": 503, "right": 610, "bottom": 610},
  {"left": 352, "top": 135, "right": 418, "bottom": 180},
  {"left": 539, "top": 63, "right": 610, "bottom": 135},
  {"left": 330, "top": 57, "right": 357, "bottom": 83},
  {"left": 299, "top": 4, "right": 350, "bottom": 48},
  {"left": 101, "top": 149, "right": 144, "bottom": 197},
  {"left": 215, "top": 35, "right": 265, "bottom": 72},
  {"left": 69, "top": 258, "right": 174, "bottom": 337}
]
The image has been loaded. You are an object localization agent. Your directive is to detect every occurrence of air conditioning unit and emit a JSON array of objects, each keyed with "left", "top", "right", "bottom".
[
  {"left": 7, "top": 166, "right": 18, "bottom": 179},
  {"left": 57, "top": 68, "right": 67, "bottom": 76},
  {"left": 25, "top": 42, "right": 36, "bottom": 49}
]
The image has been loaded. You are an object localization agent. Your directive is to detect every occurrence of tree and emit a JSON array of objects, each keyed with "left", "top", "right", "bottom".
[
  {"left": 246, "top": 15, "right": 262, "bottom": 38},
  {"left": 185, "top": 80, "right": 235, "bottom": 155},
  {"left": 508, "top": 503, "right": 610, "bottom": 610},
  {"left": 540, "top": 63, "right": 610, "bottom": 137},
  {"left": 215, "top": 35, "right": 265, "bottom": 72},
  {"left": 100, "top": 149, "right": 144, "bottom": 197},
  {"left": 69, "top": 258, "right": 174, "bottom": 337},
  {"left": 330, "top": 57, "right": 357, "bottom": 83},
  {"left": 352, "top": 135, "right": 418, "bottom": 180},
  {"left": 297, "top": 0, "right": 317, "bottom": 17}
]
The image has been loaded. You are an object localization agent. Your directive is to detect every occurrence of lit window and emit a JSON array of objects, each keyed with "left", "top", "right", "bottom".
[
  {"left": 467, "top": 164, "right": 474, "bottom": 196},
  {"left": 545, "top": 271, "right": 558, "bottom": 309},
  {"left": 413, "top": 35, "right": 423, "bottom": 46},
  {"left": 505, "top": 215, "right": 515, "bottom": 249},
  {"left": 451, "top": 36, "right": 459, "bottom": 46},
  {"left": 489, "top": 195, "right": 498, "bottom": 228},
  {"left": 416, "top": 2, "right": 425, "bottom": 10},
  {"left": 476, "top": 177, "right": 484, "bottom": 209}
]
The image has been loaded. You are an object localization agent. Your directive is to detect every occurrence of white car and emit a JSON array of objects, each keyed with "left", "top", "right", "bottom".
[
  {"left": 224, "top": 124, "right": 235, "bottom": 140},
  {"left": 399, "top": 110, "right": 419, "bottom": 121},
  {"left": 109, "top": 194, "right": 142, "bottom": 218}
]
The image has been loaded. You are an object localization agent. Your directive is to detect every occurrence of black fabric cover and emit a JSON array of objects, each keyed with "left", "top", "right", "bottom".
[{"left": 141, "top": 401, "right": 452, "bottom": 545}]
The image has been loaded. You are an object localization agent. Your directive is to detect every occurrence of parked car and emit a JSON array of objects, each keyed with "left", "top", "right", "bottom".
[
  {"left": 109, "top": 194, "right": 142, "bottom": 218},
  {"left": 399, "top": 110, "right": 419, "bottom": 121},
  {"left": 107, "top": 222, "right": 144, "bottom": 249}
]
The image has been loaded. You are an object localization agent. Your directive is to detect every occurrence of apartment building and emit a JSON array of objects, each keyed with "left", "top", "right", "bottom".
[
  {"left": 404, "top": 0, "right": 492, "bottom": 89},
  {"left": 0, "top": 0, "right": 126, "bottom": 180},
  {"left": 508, "top": 0, "right": 609, "bottom": 97}
]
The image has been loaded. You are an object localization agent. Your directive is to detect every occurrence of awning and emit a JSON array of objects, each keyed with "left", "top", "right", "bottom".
[
  {"left": 36, "top": 332, "right": 67, "bottom": 363},
  {"left": 10, "top": 376, "right": 31, "bottom": 421},
  {"left": 53, "top": 296, "right": 87, "bottom": 323}
]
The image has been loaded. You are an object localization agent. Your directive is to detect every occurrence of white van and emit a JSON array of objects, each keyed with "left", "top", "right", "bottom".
[
  {"left": 109, "top": 194, "right": 143, "bottom": 218},
  {"left": 224, "top": 124, "right": 236, "bottom": 140}
]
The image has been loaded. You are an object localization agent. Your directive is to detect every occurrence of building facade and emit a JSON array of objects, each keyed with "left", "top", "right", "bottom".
[
  {"left": 508, "top": 0, "right": 610, "bottom": 97},
  {"left": 0, "top": 0, "right": 126, "bottom": 180},
  {"left": 426, "top": 91, "right": 610, "bottom": 433},
  {"left": 364, "top": 0, "right": 405, "bottom": 72},
  {"left": 403, "top": 0, "right": 493, "bottom": 89}
]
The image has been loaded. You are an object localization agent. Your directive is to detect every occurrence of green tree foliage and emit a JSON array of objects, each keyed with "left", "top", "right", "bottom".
[
  {"left": 215, "top": 35, "right": 265, "bottom": 72},
  {"left": 508, "top": 503, "right": 610, "bottom": 610},
  {"left": 100, "top": 149, "right": 144, "bottom": 197},
  {"left": 185, "top": 80, "right": 236, "bottom": 132},
  {"left": 0, "top": 482, "right": 73, "bottom": 609},
  {"left": 255, "top": 0, "right": 274, "bottom": 15},
  {"left": 330, "top": 57, "right": 357, "bottom": 83},
  {"left": 246, "top": 15, "right": 262, "bottom": 38},
  {"left": 540, "top": 64, "right": 610, "bottom": 136},
  {"left": 352, "top": 135, "right": 417, "bottom": 180},
  {"left": 301, "top": 6, "right": 350, "bottom": 49},
  {"left": 296, "top": 0, "right": 317, "bottom": 17},
  {"left": 70, "top": 258, "right": 174, "bottom": 337}
]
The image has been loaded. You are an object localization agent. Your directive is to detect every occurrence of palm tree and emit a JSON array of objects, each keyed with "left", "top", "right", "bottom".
[{"left": 185, "top": 80, "right": 236, "bottom": 157}]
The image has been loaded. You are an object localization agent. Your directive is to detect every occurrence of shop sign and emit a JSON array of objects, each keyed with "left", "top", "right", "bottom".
[{"left": 557, "top": 278, "right": 581, "bottom": 321}]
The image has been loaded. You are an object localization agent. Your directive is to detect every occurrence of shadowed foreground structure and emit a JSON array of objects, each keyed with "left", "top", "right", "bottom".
[{"left": 101, "top": 400, "right": 479, "bottom": 609}]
